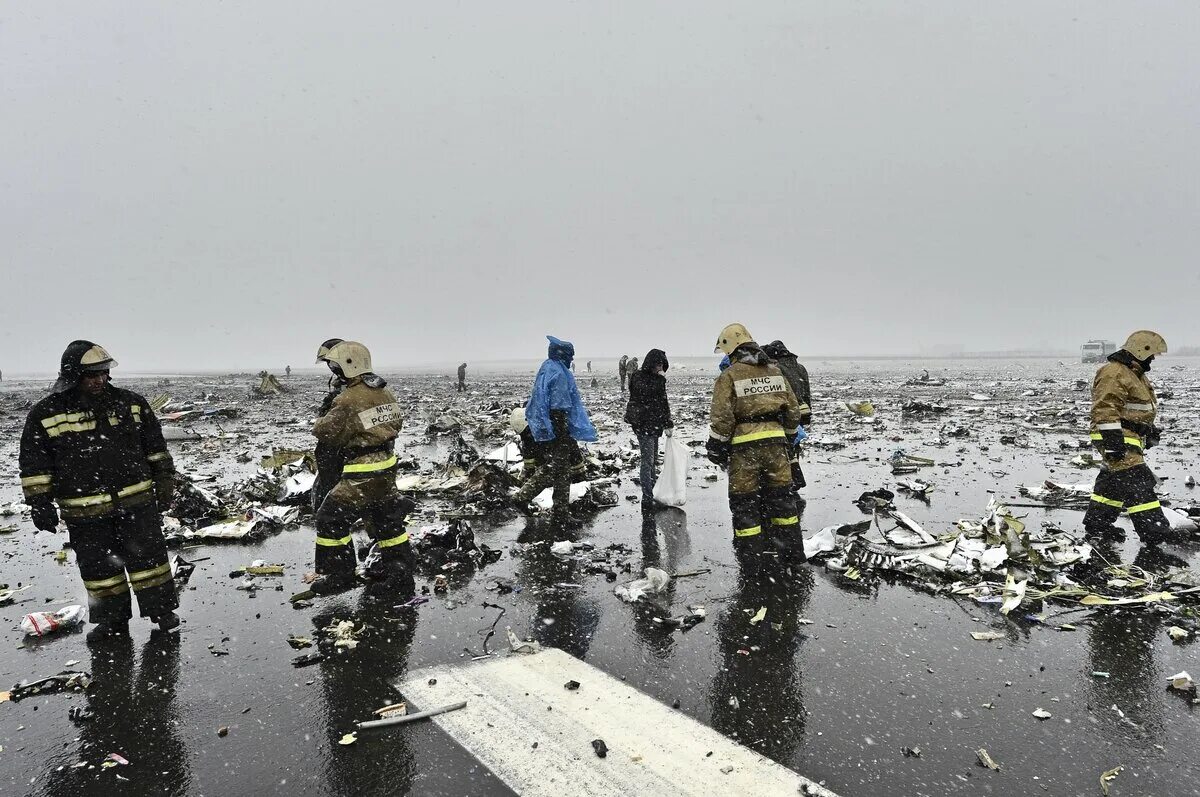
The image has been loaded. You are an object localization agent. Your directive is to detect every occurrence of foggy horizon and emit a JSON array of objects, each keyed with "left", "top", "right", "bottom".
[{"left": 4, "top": 2, "right": 1198, "bottom": 373}]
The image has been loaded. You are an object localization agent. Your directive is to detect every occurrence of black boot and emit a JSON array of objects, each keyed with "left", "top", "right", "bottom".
[
  {"left": 151, "top": 612, "right": 181, "bottom": 633},
  {"left": 308, "top": 572, "right": 356, "bottom": 597},
  {"left": 86, "top": 620, "right": 130, "bottom": 644},
  {"left": 1083, "top": 522, "right": 1125, "bottom": 543}
]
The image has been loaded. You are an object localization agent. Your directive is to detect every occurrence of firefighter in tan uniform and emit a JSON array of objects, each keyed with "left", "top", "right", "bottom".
[
  {"left": 707, "top": 324, "right": 806, "bottom": 565},
  {"left": 19, "top": 341, "right": 180, "bottom": 642},
  {"left": 310, "top": 341, "right": 415, "bottom": 595},
  {"left": 1083, "top": 331, "right": 1177, "bottom": 545}
]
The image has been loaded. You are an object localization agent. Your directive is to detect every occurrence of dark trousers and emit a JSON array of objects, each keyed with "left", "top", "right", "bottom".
[
  {"left": 514, "top": 437, "right": 576, "bottom": 519},
  {"left": 457, "top": 380, "right": 466, "bottom": 393},
  {"left": 1083, "top": 463, "right": 1170, "bottom": 543},
  {"left": 315, "top": 475, "right": 416, "bottom": 591},
  {"left": 66, "top": 504, "right": 178, "bottom": 625},
  {"left": 728, "top": 443, "right": 804, "bottom": 563}
]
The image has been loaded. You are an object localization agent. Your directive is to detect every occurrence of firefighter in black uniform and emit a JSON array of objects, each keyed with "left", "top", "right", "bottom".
[
  {"left": 19, "top": 341, "right": 180, "bottom": 642},
  {"left": 312, "top": 338, "right": 347, "bottom": 512}
]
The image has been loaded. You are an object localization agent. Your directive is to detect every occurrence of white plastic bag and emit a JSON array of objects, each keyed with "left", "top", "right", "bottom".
[
  {"left": 652, "top": 435, "right": 689, "bottom": 507},
  {"left": 21, "top": 605, "right": 86, "bottom": 637},
  {"left": 614, "top": 567, "right": 671, "bottom": 603}
]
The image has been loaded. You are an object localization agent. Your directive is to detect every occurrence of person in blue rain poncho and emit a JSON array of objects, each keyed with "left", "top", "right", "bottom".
[{"left": 511, "top": 336, "right": 596, "bottom": 528}]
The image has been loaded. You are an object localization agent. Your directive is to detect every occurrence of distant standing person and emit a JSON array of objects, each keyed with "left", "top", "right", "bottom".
[
  {"left": 619, "top": 355, "right": 629, "bottom": 393},
  {"left": 586, "top": 361, "right": 592, "bottom": 373},
  {"left": 457, "top": 362, "right": 467, "bottom": 393},
  {"left": 627, "top": 356, "right": 639, "bottom": 375},
  {"left": 286, "top": 365, "right": 292, "bottom": 378},
  {"left": 762, "top": 340, "right": 813, "bottom": 490},
  {"left": 513, "top": 336, "right": 597, "bottom": 529},
  {"left": 625, "top": 349, "right": 673, "bottom": 508}
]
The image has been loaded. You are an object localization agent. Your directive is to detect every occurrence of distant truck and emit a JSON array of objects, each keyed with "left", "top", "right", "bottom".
[{"left": 1081, "top": 340, "right": 1117, "bottom": 363}]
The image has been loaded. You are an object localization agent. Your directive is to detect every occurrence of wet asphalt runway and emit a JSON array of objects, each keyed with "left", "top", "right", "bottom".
[{"left": 1, "top": 359, "right": 1199, "bottom": 796}]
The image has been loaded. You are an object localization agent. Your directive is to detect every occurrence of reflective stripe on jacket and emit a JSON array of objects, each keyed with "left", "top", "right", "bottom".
[
  {"left": 709, "top": 348, "right": 803, "bottom": 446},
  {"left": 313, "top": 377, "right": 402, "bottom": 475},
  {"left": 18, "top": 386, "right": 173, "bottom": 513}
]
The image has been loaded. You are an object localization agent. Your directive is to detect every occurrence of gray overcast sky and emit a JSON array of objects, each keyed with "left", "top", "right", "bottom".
[{"left": 3, "top": 2, "right": 1198, "bottom": 373}]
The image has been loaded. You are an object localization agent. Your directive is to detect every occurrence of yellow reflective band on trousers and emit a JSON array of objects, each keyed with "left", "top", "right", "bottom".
[
  {"left": 84, "top": 573, "right": 129, "bottom": 597},
  {"left": 84, "top": 574, "right": 130, "bottom": 598},
  {"left": 1127, "top": 501, "right": 1162, "bottom": 514},
  {"left": 60, "top": 479, "right": 153, "bottom": 508},
  {"left": 21, "top": 474, "right": 52, "bottom": 487},
  {"left": 342, "top": 455, "right": 397, "bottom": 475},
  {"left": 731, "top": 429, "right": 786, "bottom": 445},
  {"left": 770, "top": 516, "right": 799, "bottom": 526},
  {"left": 129, "top": 563, "right": 172, "bottom": 592},
  {"left": 734, "top": 526, "right": 762, "bottom": 537},
  {"left": 1090, "top": 494, "right": 1124, "bottom": 508},
  {"left": 316, "top": 534, "right": 353, "bottom": 547},
  {"left": 147, "top": 451, "right": 170, "bottom": 462},
  {"left": 378, "top": 532, "right": 410, "bottom": 548}
]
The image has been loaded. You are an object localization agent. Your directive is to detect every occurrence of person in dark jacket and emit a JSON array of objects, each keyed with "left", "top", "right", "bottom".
[
  {"left": 457, "top": 363, "right": 468, "bottom": 393},
  {"left": 19, "top": 341, "right": 180, "bottom": 642},
  {"left": 312, "top": 338, "right": 347, "bottom": 512},
  {"left": 625, "top": 349, "right": 673, "bottom": 506},
  {"left": 763, "top": 340, "right": 813, "bottom": 491},
  {"left": 619, "top": 355, "right": 629, "bottom": 393}
]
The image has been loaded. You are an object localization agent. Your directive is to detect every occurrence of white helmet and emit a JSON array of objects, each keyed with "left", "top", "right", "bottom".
[
  {"left": 508, "top": 407, "right": 528, "bottom": 434},
  {"left": 324, "top": 341, "right": 373, "bottom": 379}
]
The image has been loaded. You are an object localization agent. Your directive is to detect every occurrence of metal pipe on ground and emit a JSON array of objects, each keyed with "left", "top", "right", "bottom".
[{"left": 355, "top": 700, "right": 467, "bottom": 731}]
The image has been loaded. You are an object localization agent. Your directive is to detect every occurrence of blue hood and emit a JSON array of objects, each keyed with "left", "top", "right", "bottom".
[
  {"left": 526, "top": 336, "right": 597, "bottom": 443},
  {"left": 548, "top": 335, "right": 575, "bottom": 365}
]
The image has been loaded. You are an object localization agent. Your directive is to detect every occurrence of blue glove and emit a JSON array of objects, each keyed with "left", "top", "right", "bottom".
[{"left": 792, "top": 427, "right": 808, "bottom": 445}]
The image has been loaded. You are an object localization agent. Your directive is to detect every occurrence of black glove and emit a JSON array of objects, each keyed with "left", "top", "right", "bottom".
[
  {"left": 1145, "top": 425, "right": 1163, "bottom": 450},
  {"left": 155, "top": 478, "right": 175, "bottom": 509},
  {"left": 705, "top": 438, "right": 730, "bottom": 468},
  {"left": 1099, "top": 428, "right": 1126, "bottom": 462},
  {"left": 799, "top": 413, "right": 812, "bottom": 428},
  {"left": 30, "top": 502, "right": 58, "bottom": 532}
]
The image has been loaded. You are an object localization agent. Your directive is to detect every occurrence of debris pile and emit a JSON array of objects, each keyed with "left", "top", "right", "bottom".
[{"left": 808, "top": 492, "right": 1200, "bottom": 630}]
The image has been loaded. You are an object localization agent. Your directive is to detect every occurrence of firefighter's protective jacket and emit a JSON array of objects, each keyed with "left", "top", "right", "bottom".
[
  {"left": 1091, "top": 351, "right": 1157, "bottom": 472},
  {"left": 313, "top": 376, "right": 402, "bottom": 476},
  {"left": 709, "top": 346, "right": 803, "bottom": 447},
  {"left": 19, "top": 387, "right": 174, "bottom": 519}
]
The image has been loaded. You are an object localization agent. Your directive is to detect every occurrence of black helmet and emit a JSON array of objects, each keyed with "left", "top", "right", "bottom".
[
  {"left": 762, "top": 340, "right": 795, "bottom": 361},
  {"left": 52, "top": 340, "right": 117, "bottom": 393}
]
